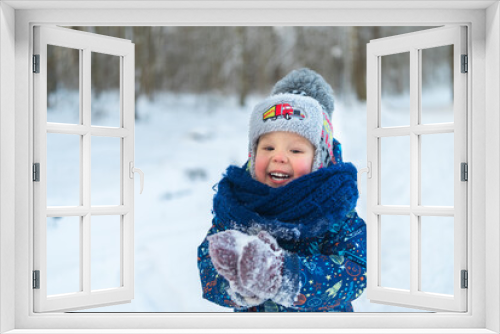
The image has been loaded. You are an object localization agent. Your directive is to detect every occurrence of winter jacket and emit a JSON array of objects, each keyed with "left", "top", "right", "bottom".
[
  {"left": 197, "top": 209, "right": 366, "bottom": 312},
  {"left": 198, "top": 137, "right": 367, "bottom": 312}
]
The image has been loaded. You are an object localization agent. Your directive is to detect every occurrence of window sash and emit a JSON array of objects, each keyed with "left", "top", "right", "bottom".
[
  {"left": 366, "top": 26, "right": 468, "bottom": 312},
  {"left": 32, "top": 25, "right": 136, "bottom": 312}
]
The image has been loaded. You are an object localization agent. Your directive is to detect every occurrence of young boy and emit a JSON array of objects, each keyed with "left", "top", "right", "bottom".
[{"left": 197, "top": 68, "right": 367, "bottom": 312}]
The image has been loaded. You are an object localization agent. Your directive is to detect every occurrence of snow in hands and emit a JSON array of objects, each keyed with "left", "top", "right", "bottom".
[
  {"left": 239, "top": 231, "right": 284, "bottom": 300},
  {"left": 208, "top": 230, "right": 257, "bottom": 298},
  {"left": 208, "top": 230, "right": 284, "bottom": 301}
]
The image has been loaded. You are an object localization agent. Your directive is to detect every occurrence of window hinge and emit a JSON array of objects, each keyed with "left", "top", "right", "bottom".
[
  {"left": 33, "top": 163, "right": 40, "bottom": 182},
  {"left": 33, "top": 270, "right": 40, "bottom": 289},
  {"left": 461, "top": 54, "right": 468, "bottom": 73},
  {"left": 461, "top": 270, "right": 468, "bottom": 289},
  {"left": 33, "top": 54, "right": 40, "bottom": 73},
  {"left": 461, "top": 162, "right": 468, "bottom": 182}
]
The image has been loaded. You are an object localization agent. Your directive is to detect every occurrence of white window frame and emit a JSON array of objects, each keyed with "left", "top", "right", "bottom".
[
  {"left": 366, "top": 26, "right": 468, "bottom": 312},
  {"left": 33, "top": 25, "right": 136, "bottom": 312},
  {"left": 1, "top": 1, "right": 499, "bottom": 333}
]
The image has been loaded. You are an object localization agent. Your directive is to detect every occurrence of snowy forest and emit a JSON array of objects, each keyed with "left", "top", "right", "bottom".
[
  {"left": 46, "top": 26, "right": 456, "bottom": 313},
  {"left": 50, "top": 26, "right": 453, "bottom": 108}
]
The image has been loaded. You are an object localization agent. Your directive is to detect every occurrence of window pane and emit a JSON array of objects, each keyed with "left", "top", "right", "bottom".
[
  {"left": 421, "top": 45, "right": 454, "bottom": 124},
  {"left": 381, "top": 52, "right": 410, "bottom": 128},
  {"left": 47, "top": 45, "right": 80, "bottom": 124},
  {"left": 47, "top": 133, "right": 80, "bottom": 206},
  {"left": 91, "top": 136, "right": 121, "bottom": 206},
  {"left": 381, "top": 215, "right": 410, "bottom": 290},
  {"left": 91, "top": 216, "right": 121, "bottom": 290},
  {"left": 91, "top": 52, "right": 120, "bottom": 127},
  {"left": 420, "top": 216, "right": 454, "bottom": 295},
  {"left": 47, "top": 216, "right": 80, "bottom": 295},
  {"left": 421, "top": 133, "right": 454, "bottom": 206},
  {"left": 381, "top": 136, "right": 410, "bottom": 205}
]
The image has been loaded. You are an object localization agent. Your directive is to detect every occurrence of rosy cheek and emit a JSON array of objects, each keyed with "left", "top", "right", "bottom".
[
  {"left": 254, "top": 155, "right": 268, "bottom": 182},
  {"left": 294, "top": 159, "right": 313, "bottom": 178}
]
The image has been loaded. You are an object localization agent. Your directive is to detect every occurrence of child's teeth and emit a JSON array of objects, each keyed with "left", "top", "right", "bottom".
[{"left": 270, "top": 172, "right": 290, "bottom": 179}]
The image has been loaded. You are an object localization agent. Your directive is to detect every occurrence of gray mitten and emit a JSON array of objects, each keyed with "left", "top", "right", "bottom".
[
  {"left": 237, "top": 231, "right": 284, "bottom": 300},
  {"left": 207, "top": 230, "right": 256, "bottom": 298}
]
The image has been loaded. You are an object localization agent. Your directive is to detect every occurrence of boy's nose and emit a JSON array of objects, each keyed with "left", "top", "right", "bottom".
[{"left": 272, "top": 151, "right": 288, "bottom": 163}]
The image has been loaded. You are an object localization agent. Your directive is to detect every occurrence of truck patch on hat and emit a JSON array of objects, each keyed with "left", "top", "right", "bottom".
[{"left": 263, "top": 103, "right": 305, "bottom": 122}]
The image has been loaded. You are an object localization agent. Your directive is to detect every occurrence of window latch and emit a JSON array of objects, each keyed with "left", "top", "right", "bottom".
[
  {"left": 129, "top": 162, "right": 144, "bottom": 194},
  {"left": 357, "top": 162, "right": 372, "bottom": 195}
]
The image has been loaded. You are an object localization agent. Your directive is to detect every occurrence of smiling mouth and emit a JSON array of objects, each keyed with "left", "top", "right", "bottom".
[{"left": 269, "top": 172, "right": 291, "bottom": 181}]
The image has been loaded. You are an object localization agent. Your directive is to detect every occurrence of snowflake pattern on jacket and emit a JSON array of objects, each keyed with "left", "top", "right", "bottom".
[{"left": 197, "top": 139, "right": 367, "bottom": 312}]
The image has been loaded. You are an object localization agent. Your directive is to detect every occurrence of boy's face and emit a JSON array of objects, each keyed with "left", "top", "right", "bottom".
[{"left": 254, "top": 131, "right": 315, "bottom": 188}]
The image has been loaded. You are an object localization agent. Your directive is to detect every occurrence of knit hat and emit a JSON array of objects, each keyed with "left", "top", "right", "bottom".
[{"left": 247, "top": 68, "right": 336, "bottom": 177}]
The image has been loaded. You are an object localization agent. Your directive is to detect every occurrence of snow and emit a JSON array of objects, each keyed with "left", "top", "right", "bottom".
[
  {"left": 45, "top": 88, "right": 454, "bottom": 313},
  {"left": 209, "top": 230, "right": 262, "bottom": 260}
]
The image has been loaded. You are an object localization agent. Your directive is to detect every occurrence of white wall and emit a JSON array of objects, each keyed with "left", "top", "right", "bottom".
[
  {"left": 0, "top": 2, "right": 16, "bottom": 334},
  {"left": 486, "top": 2, "right": 500, "bottom": 333}
]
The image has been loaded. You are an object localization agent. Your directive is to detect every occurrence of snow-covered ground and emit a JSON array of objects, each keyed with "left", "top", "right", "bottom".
[{"left": 46, "top": 89, "right": 454, "bottom": 313}]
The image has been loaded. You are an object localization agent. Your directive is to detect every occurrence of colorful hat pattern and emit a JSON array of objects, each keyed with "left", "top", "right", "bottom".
[{"left": 247, "top": 68, "right": 336, "bottom": 177}]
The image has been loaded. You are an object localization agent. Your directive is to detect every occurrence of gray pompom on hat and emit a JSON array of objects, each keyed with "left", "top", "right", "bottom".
[
  {"left": 271, "top": 68, "right": 334, "bottom": 118},
  {"left": 247, "top": 68, "right": 336, "bottom": 177}
]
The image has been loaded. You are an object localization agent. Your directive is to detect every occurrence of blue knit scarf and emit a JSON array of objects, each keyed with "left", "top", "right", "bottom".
[{"left": 213, "top": 162, "right": 359, "bottom": 241}]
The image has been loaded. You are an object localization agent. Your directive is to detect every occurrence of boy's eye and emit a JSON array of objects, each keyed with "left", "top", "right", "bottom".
[
  {"left": 262, "top": 146, "right": 274, "bottom": 151},
  {"left": 291, "top": 149, "right": 303, "bottom": 154}
]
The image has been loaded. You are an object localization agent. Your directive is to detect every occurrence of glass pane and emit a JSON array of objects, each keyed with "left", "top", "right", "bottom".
[
  {"left": 421, "top": 45, "right": 454, "bottom": 124},
  {"left": 47, "top": 216, "right": 80, "bottom": 295},
  {"left": 91, "top": 136, "right": 121, "bottom": 206},
  {"left": 91, "top": 216, "right": 121, "bottom": 290},
  {"left": 47, "top": 133, "right": 80, "bottom": 206},
  {"left": 47, "top": 45, "right": 80, "bottom": 124},
  {"left": 381, "top": 136, "right": 410, "bottom": 205},
  {"left": 381, "top": 52, "right": 410, "bottom": 128},
  {"left": 91, "top": 52, "right": 121, "bottom": 127},
  {"left": 420, "top": 216, "right": 454, "bottom": 295},
  {"left": 381, "top": 215, "right": 410, "bottom": 290},
  {"left": 421, "top": 133, "right": 454, "bottom": 206}
]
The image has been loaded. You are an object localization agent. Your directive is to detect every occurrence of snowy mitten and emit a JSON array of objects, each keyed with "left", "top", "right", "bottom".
[
  {"left": 207, "top": 230, "right": 257, "bottom": 298},
  {"left": 238, "top": 231, "right": 284, "bottom": 300}
]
